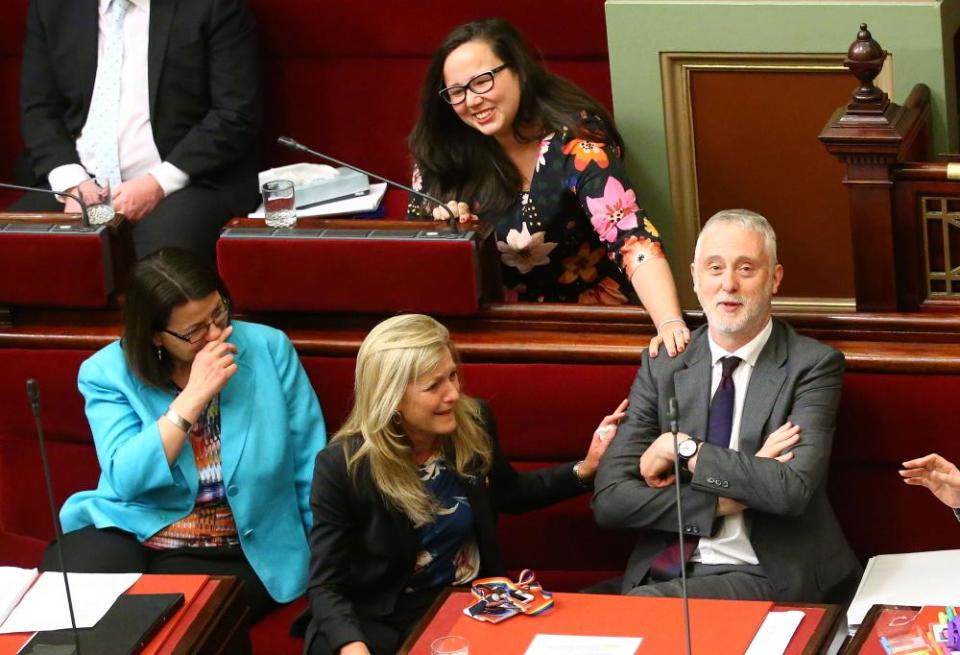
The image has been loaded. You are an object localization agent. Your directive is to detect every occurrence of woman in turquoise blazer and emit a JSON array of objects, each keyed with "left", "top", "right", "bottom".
[{"left": 50, "top": 248, "right": 326, "bottom": 622}]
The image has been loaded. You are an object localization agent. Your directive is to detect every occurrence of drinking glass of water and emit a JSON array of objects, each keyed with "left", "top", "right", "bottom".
[
  {"left": 430, "top": 636, "right": 469, "bottom": 655},
  {"left": 79, "top": 178, "right": 115, "bottom": 225},
  {"left": 262, "top": 179, "right": 297, "bottom": 228}
]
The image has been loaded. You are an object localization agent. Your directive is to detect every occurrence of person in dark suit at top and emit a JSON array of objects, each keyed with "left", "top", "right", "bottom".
[
  {"left": 593, "top": 209, "right": 861, "bottom": 602},
  {"left": 14, "top": 0, "right": 261, "bottom": 262},
  {"left": 303, "top": 314, "right": 628, "bottom": 655}
]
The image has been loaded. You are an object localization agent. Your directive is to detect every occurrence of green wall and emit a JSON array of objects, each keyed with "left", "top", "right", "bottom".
[{"left": 605, "top": 0, "right": 959, "bottom": 260}]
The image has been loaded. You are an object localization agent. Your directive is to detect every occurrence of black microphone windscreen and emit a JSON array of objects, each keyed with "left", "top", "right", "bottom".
[{"left": 277, "top": 136, "right": 304, "bottom": 152}]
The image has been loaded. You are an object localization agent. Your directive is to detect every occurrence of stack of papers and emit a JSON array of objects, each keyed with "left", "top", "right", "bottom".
[
  {"left": 0, "top": 568, "right": 140, "bottom": 633},
  {"left": 744, "top": 611, "right": 804, "bottom": 655},
  {"left": 248, "top": 182, "right": 387, "bottom": 218},
  {"left": 848, "top": 549, "right": 960, "bottom": 630},
  {"left": 0, "top": 567, "right": 37, "bottom": 627}
]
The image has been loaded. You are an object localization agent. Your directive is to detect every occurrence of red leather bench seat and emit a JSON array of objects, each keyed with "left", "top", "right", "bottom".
[{"left": 3, "top": 346, "right": 960, "bottom": 652}]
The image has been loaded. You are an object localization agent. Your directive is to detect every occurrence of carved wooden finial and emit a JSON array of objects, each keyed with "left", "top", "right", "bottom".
[{"left": 844, "top": 23, "right": 888, "bottom": 109}]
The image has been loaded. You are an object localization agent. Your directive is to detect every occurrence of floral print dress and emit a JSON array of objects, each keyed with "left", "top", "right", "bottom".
[{"left": 407, "top": 116, "right": 665, "bottom": 304}]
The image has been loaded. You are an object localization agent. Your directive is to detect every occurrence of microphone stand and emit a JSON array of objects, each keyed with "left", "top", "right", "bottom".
[
  {"left": 668, "top": 397, "right": 693, "bottom": 655},
  {"left": 276, "top": 136, "right": 460, "bottom": 233},
  {"left": 26, "top": 379, "right": 82, "bottom": 654},
  {"left": 0, "top": 181, "right": 91, "bottom": 228}
]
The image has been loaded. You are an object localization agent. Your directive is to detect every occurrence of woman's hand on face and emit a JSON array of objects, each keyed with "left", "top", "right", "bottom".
[
  {"left": 577, "top": 398, "right": 629, "bottom": 482},
  {"left": 648, "top": 320, "right": 691, "bottom": 359},
  {"left": 432, "top": 200, "right": 478, "bottom": 224},
  {"left": 182, "top": 325, "right": 238, "bottom": 406}
]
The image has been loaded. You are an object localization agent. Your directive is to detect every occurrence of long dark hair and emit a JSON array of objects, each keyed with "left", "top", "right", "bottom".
[
  {"left": 122, "top": 248, "right": 232, "bottom": 389},
  {"left": 408, "top": 18, "right": 623, "bottom": 215}
]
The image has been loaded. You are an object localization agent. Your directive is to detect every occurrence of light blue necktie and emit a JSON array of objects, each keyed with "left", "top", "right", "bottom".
[{"left": 86, "top": 0, "right": 130, "bottom": 187}]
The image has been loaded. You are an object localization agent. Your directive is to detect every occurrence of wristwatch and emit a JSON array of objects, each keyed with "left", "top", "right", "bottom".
[{"left": 677, "top": 438, "right": 702, "bottom": 474}]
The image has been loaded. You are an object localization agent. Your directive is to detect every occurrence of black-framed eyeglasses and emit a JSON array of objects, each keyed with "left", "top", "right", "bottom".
[
  {"left": 439, "top": 64, "right": 508, "bottom": 105},
  {"left": 162, "top": 300, "right": 231, "bottom": 344}
]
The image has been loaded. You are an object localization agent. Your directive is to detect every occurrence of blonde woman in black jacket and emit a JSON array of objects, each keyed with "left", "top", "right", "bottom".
[{"left": 303, "top": 314, "right": 626, "bottom": 655}]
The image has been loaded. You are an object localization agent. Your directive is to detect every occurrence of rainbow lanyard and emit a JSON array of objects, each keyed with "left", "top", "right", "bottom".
[{"left": 466, "top": 569, "right": 554, "bottom": 623}]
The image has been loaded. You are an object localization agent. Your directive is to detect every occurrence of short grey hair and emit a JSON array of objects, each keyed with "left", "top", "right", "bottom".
[{"left": 694, "top": 209, "right": 778, "bottom": 265}]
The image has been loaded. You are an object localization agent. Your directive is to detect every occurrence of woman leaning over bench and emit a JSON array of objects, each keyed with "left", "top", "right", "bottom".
[
  {"left": 44, "top": 248, "right": 327, "bottom": 622},
  {"left": 407, "top": 18, "right": 689, "bottom": 357},
  {"left": 303, "top": 314, "right": 627, "bottom": 655}
]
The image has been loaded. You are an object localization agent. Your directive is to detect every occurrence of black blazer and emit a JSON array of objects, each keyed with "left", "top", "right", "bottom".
[
  {"left": 19, "top": 0, "right": 262, "bottom": 215},
  {"left": 305, "top": 407, "right": 585, "bottom": 652}
]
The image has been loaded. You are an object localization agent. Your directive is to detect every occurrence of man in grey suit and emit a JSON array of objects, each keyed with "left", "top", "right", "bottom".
[{"left": 593, "top": 209, "right": 860, "bottom": 602}]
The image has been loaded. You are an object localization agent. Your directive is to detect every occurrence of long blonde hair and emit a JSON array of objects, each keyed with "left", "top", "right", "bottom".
[{"left": 333, "top": 314, "right": 493, "bottom": 527}]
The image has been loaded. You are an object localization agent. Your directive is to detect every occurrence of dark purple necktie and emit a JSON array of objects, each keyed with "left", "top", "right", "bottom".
[
  {"left": 706, "top": 356, "right": 742, "bottom": 449},
  {"left": 647, "top": 356, "right": 742, "bottom": 582}
]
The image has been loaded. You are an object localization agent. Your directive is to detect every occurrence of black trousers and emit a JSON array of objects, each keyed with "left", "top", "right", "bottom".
[
  {"left": 305, "top": 588, "right": 438, "bottom": 655},
  {"left": 8, "top": 184, "right": 232, "bottom": 264},
  {"left": 41, "top": 525, "right": 278, "bottom": 624}
]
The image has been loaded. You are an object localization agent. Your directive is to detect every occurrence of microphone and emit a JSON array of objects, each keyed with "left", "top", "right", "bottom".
[
  {"left": 0, "top": 181, "right": 91, "bottom": 228},
  {"left": 26, "top": 379, "right": 83, "bottom": 654},
  {"left": 667, "top": 397, "right": 693, "bottom": 655},
  {"left": 276, "top": 136, "right": 459, "bottom": 233}
]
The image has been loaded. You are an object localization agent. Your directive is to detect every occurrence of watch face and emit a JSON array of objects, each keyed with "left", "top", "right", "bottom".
[{"left": 678, "top": 439, "right": 698, "bottom": 458}]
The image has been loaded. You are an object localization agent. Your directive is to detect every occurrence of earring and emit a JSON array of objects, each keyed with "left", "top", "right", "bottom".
[
  {"left": 155, "top": 346, "right": 164, "bottom": 362},
  {"left": 391, "top": 410, "right": 402, "bottom": 425}
]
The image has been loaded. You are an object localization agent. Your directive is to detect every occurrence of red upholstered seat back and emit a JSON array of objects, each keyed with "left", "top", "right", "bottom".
[
  {"left": 250, "top": 0, "right": 612, "bottom": 186},
  {"left": 831, "top": 372, "right": 960, "bottom": 558},
  {"left": 0, "top": 1, "right": 27, "bottom": 185},
  {"left": 0, "top": 349, "right": 98, "bottom": 552},
  {"left": 2, "top": 344, "right": 960, "bottom": 591}
]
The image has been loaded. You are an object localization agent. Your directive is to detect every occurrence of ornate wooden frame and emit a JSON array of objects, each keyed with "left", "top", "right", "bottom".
[{"left": 660, "top": 52, "right": 893, "bottom": 310}]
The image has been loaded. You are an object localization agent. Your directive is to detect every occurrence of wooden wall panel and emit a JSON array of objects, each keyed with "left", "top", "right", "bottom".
[{"left": 690, "top": 69, "right": 856, "bottom": 300}]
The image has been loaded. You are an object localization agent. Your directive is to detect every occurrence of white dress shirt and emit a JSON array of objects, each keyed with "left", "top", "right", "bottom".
[
  {"left": 48, "top": 0, "right": 188, "bottom": 196},
  {"left": 691, "top": 318, "right": 774, "bottom": 567}
]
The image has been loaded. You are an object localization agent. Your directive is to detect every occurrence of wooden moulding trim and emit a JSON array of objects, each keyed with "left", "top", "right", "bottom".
[
  {"left": 660, "top": 51, "right": 893, "bottom": 309},
  {"left": 895, "top": 162, "right": 953, "bottom": 181},
  {"left": 5, "top": 325, "right": 960, "bottom": 373}
]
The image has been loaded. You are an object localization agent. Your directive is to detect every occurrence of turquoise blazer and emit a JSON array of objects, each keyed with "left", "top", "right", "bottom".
[{"left": 61, "top": 321, "right": 327, "bottom": 602}]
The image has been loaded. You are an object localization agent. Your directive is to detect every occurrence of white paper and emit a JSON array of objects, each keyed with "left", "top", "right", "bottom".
[
  {"left": 744, "top": 610, "right": 804, "bottom": 655},
  {"left": 524, "top": 634, "right": 642, "bottom": 655},
  {"left": 0, "top": 567, "right": 37, "bottom": 627},
  {"left": 848, "top": 549, "right": 960, "bottom": 628},
  {"left": 258, "top": 163, "right": 338, "bottom": 187},
  {"left": 0, "top": 571, "right": 140, "bottom": 634},
  {"left": 248, "top": 182, "right": 387, "bottom": 218}
]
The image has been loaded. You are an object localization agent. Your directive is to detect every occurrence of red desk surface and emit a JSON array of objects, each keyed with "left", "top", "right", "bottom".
[
  {"left": 405, "top": 590, "right": 834, "bottom": 655},
  {"left": 406, "top": 591, "right": 773, "bottom": 655},
  {"left": 0, "top": 574, "right": 210, "bottom": 655}
]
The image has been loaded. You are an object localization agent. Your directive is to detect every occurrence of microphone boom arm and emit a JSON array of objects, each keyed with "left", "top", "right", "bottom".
[{"left": 0, "top": 181, "right": 91, "bottom": 227}]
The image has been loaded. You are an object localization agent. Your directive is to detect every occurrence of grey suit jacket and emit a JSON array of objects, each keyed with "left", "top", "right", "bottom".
[{"left": 593, "top": 318, "right": 861, "bottom": 602}]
